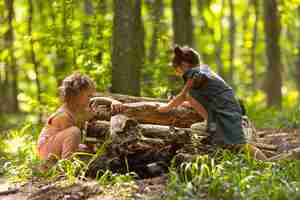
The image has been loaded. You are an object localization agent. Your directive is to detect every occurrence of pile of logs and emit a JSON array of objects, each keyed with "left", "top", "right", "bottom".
[{"left": 84, "top": 93, "right": 300, "bottom": 178}]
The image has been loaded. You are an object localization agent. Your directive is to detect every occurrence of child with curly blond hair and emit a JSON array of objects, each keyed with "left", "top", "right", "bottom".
[{"left": 37, "top": 72, "right": 123, "bottom": 162}]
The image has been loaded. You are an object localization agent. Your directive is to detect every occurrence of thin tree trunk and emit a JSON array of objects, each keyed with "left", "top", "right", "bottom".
[
  {"left": 296, "top": 7, "right": 300, "bottom": 102},
  {"left": 196, "top": 0, "right": 212, "bottom": 64},
  {"left": 4, "top": 0, "right": 18, "bottom": 112},
  {"left": 148, "top": 0, "right": 164, "bottom": 63},
  {"left": 83, "top": 0, "right": 94, "bottom": 46},
  {"left": 95, "top": 0, "right": 107, "bottom": 64},
  {"left": 133, "top": 0, "right": 144, "bottom": 85},
  {"left": 169, "top": 0, "right": 193, "bottom": 95},
  {"left": 250, "top": 0, "right": 259, "bottom": 92},
  {"left": 28, "top": 0, "right": 42, "bottom": 122},
  {"left": 55, "top": 0, "right": 69, "bottom": 85},
  {"left": 172, "top": 0, "right": 193, "bottom": 47},
  {"left": 263, "top": 0, "right": 282, "bottom": 108},
  {"left": 0, "top": 5, "right": 4, "bottom": 113},
  {"left": 228, "top": 0, "right": 236, "bottom": 87},
  {"left": 212, "top": 0, "right": 225, "bottom": 78},
  {"left": 112, "top": 0, "right": 144, "bottom": 96},
  {"left": 197, "top": 0, "right": 225, "bottom": 78}
]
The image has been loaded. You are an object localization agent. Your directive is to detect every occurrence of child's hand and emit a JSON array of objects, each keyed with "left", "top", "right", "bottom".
[
  {"left": 111, "top": 101, "right": 125, "bottom": 113},
  {"left": 181, "top": 101, "right": 192, "bottom": 108},
  {"left": 157, "top": 105, "right": 171, "bottom": 113},
  {"left": 84, "top": 106, "right": 97, "bottom": 121}
]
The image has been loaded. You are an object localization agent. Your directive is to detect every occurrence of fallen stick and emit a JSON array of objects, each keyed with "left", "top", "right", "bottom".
[{"left": 0, "top": 188, "right": 19, "bottom": 196}]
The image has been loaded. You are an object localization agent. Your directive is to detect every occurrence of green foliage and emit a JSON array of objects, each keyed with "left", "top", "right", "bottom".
[
  {"left": 1, "top": 123, "right": 42, "bottom": 181},
  {"left": 246, "top": 90, "right": 300, "bottom": 128},
  {"left": 165, "top": 151, "right": 300, "bottom": 200},
  {"left": 96, "top": 170, "right": 135, "bottom": 185},
  {"left": 0, "top": 122, "right": 135, "bottom": 186}
]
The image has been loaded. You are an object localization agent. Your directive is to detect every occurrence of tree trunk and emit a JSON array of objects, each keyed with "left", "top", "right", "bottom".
[
  {"left": 95, "top": 0, "right": 107, "bottom": 64},
  {"left": 4, "top": 0, "right": 18, "bottom": 112},
  {"left": 250, "top": 0, "right": 259, "bottom": 92},
  {"left": 214, "top": 0, "right": 225, "bottom": 79},
  {"left": 195, "top": 0, "right": 212, "bottom": 65},
  {"left": 263, "top": 0, "right": 282, "bottom": 108},
  {"left": 28, "top": 0, "right": 42, "bottom": 122},
  {"left": 82, "top": 0, "right": 94, "bottom": 46},
  {"left": 148, "top": 0, "right": 164, "bottom": 63},
  {"left": 112, "top": 0, "right": 144, "bottom": 96},
  {"left": 55, "top": 0, "right": 70, "bottom": 86},
  {"left": 172, "top": 0, "right": 193, "bottom": 47},
  {"left": 0, "top": 4, "right": 4, "bottom": 113},
  {"left": 228, "top": 0, "right": 236, "bottom": 87},
  {"left": 297, "top": 7, "right": 300, "bottom": 102}
]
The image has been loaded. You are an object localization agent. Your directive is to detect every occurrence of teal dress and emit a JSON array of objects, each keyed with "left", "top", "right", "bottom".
[{"left": 183, "top": 65, "right": 246, "bottom": 145}]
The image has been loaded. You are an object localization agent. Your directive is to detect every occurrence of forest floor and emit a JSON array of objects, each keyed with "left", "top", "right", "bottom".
[
  {"left": 0, "top": 128, "right": 300, "bottom": 200},
  {"left": 0, "top": 176, "right": 166, "bottom": 200}
]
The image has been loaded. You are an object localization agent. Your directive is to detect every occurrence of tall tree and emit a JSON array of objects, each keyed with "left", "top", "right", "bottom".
[
  {"left": 172, "top": 0, "right": 193, "bottom": 47},
  {"left": 263, "top": 0, "right": 282, "bottom": 108},
  {"left": 95, "top": 0, "right": 107, "bottom": 64},
  {"left": 148, "top": 0, "right": 164, "bottom": 63},
  {"left": 112, "top": 0, "right": 144, "bottom": 96},
  {"left": 296, "top": 7, "right": 300, "bottom": 102},
  {"left": 228, "top": 0, "right": 236, "bottom": 86},
  {"left": 28, "top": 0, "right": 42, "bottom": 121},
  {"left": 169, "top": 0, "right": 193, "bottom": 95},
  {"left": 210, "top": 0, "right": 226, "bottom": 78},
  {"left": 54, "top": 0, "right": 72, "bottom": 85},
  {"left": 82, "top": 0, "right": 94, "bottom": 46},
  {"left": 0, "top": 3, "right": 5, "bottom": 113},
  {"left": 250, "top": 0, "right": 259, "bottom": 92},
  {"left": 4, "top": 0, "right": 18, "bottom": 112}
]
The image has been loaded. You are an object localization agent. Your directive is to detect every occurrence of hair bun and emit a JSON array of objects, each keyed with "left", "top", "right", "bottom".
[{"left": 174, "top": 46, "right": 183, "bottom": 57}]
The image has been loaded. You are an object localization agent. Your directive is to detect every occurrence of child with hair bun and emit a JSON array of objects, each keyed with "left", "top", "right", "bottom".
[
  {"left": 158, "top": 46, "right": 267, "bottom": 160},
  {"left": 37, "top": 72, "right": 123, "bottom": 164}
]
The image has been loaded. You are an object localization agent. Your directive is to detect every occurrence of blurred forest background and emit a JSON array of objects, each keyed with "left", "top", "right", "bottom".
[
  {"left": 0, "top": 0, "right": 300, "bottom": 127},
  {"left": 1, "top": 1, "right": 300, "bottom": 198}
]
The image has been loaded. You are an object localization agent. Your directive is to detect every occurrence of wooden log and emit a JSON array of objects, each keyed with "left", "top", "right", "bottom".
[
  {"left": 0, "top": 188, "right": 19, "bottom": 196},
  {"left": 252, "top": 142, "right": 278, "bottom": 151},
  {"left": 92, "top": 99, "right": 203, "bottom": 128},
  {"left": 268, "top": 147, "right": 300, "bottom": 161},
  {"left": 86, "top": 120, "right": 207, "bottom": 142},
  {"left": 95, "top": 92, "right": 167, "bottom": 103}
]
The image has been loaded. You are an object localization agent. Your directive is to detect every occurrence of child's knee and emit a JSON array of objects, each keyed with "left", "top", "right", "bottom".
[{"left": 66, "top": 126, "right": 81, "bottom": 143}]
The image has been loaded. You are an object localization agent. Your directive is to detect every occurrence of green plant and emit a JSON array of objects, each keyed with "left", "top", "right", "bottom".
[{"left": 165, "top": 150, "right": 300, "bottom": 200}]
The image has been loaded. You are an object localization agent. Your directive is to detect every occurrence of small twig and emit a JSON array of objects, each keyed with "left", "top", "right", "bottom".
[{"left": 0, "top": 188, "right": 19, "bottom": 196}]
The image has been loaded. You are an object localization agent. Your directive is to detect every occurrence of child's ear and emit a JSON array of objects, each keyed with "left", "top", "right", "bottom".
[{"left": 174, "top": 46, "right": 183, "bottom": 56}]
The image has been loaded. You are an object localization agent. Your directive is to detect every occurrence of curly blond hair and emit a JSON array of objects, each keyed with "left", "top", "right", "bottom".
[{"left": 59, "top": 72, "right": 95, "bottom": 104}]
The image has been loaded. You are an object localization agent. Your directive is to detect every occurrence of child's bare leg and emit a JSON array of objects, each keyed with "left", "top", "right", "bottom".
[
  {"left": 49, "top": 126, "right": 81, "bottom": 159},
  {"left": 186, "top": 96, "right": 208, "bottom": 120}
]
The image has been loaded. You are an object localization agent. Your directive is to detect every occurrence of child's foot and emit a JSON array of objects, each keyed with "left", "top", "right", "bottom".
[
  {"left": 37, "top": 157, "right": 58, "bottom": 173},
  {"left": 78, "top": 143, "right": 95, "bottom": 153}
]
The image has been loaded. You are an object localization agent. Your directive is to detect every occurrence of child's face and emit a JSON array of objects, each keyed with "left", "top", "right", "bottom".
[{"left": 78, "top": 87, "right": 96, "bottom": 109}]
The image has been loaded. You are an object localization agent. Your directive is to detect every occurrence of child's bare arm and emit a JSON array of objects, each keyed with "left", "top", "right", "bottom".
[{"left": 158, "top": 79, "right": 193, "bottom": 112}]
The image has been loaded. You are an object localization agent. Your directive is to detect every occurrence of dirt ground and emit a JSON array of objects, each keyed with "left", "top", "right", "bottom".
[{"left": 0, "top": 176, "right": 167, "bottom": 200}]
